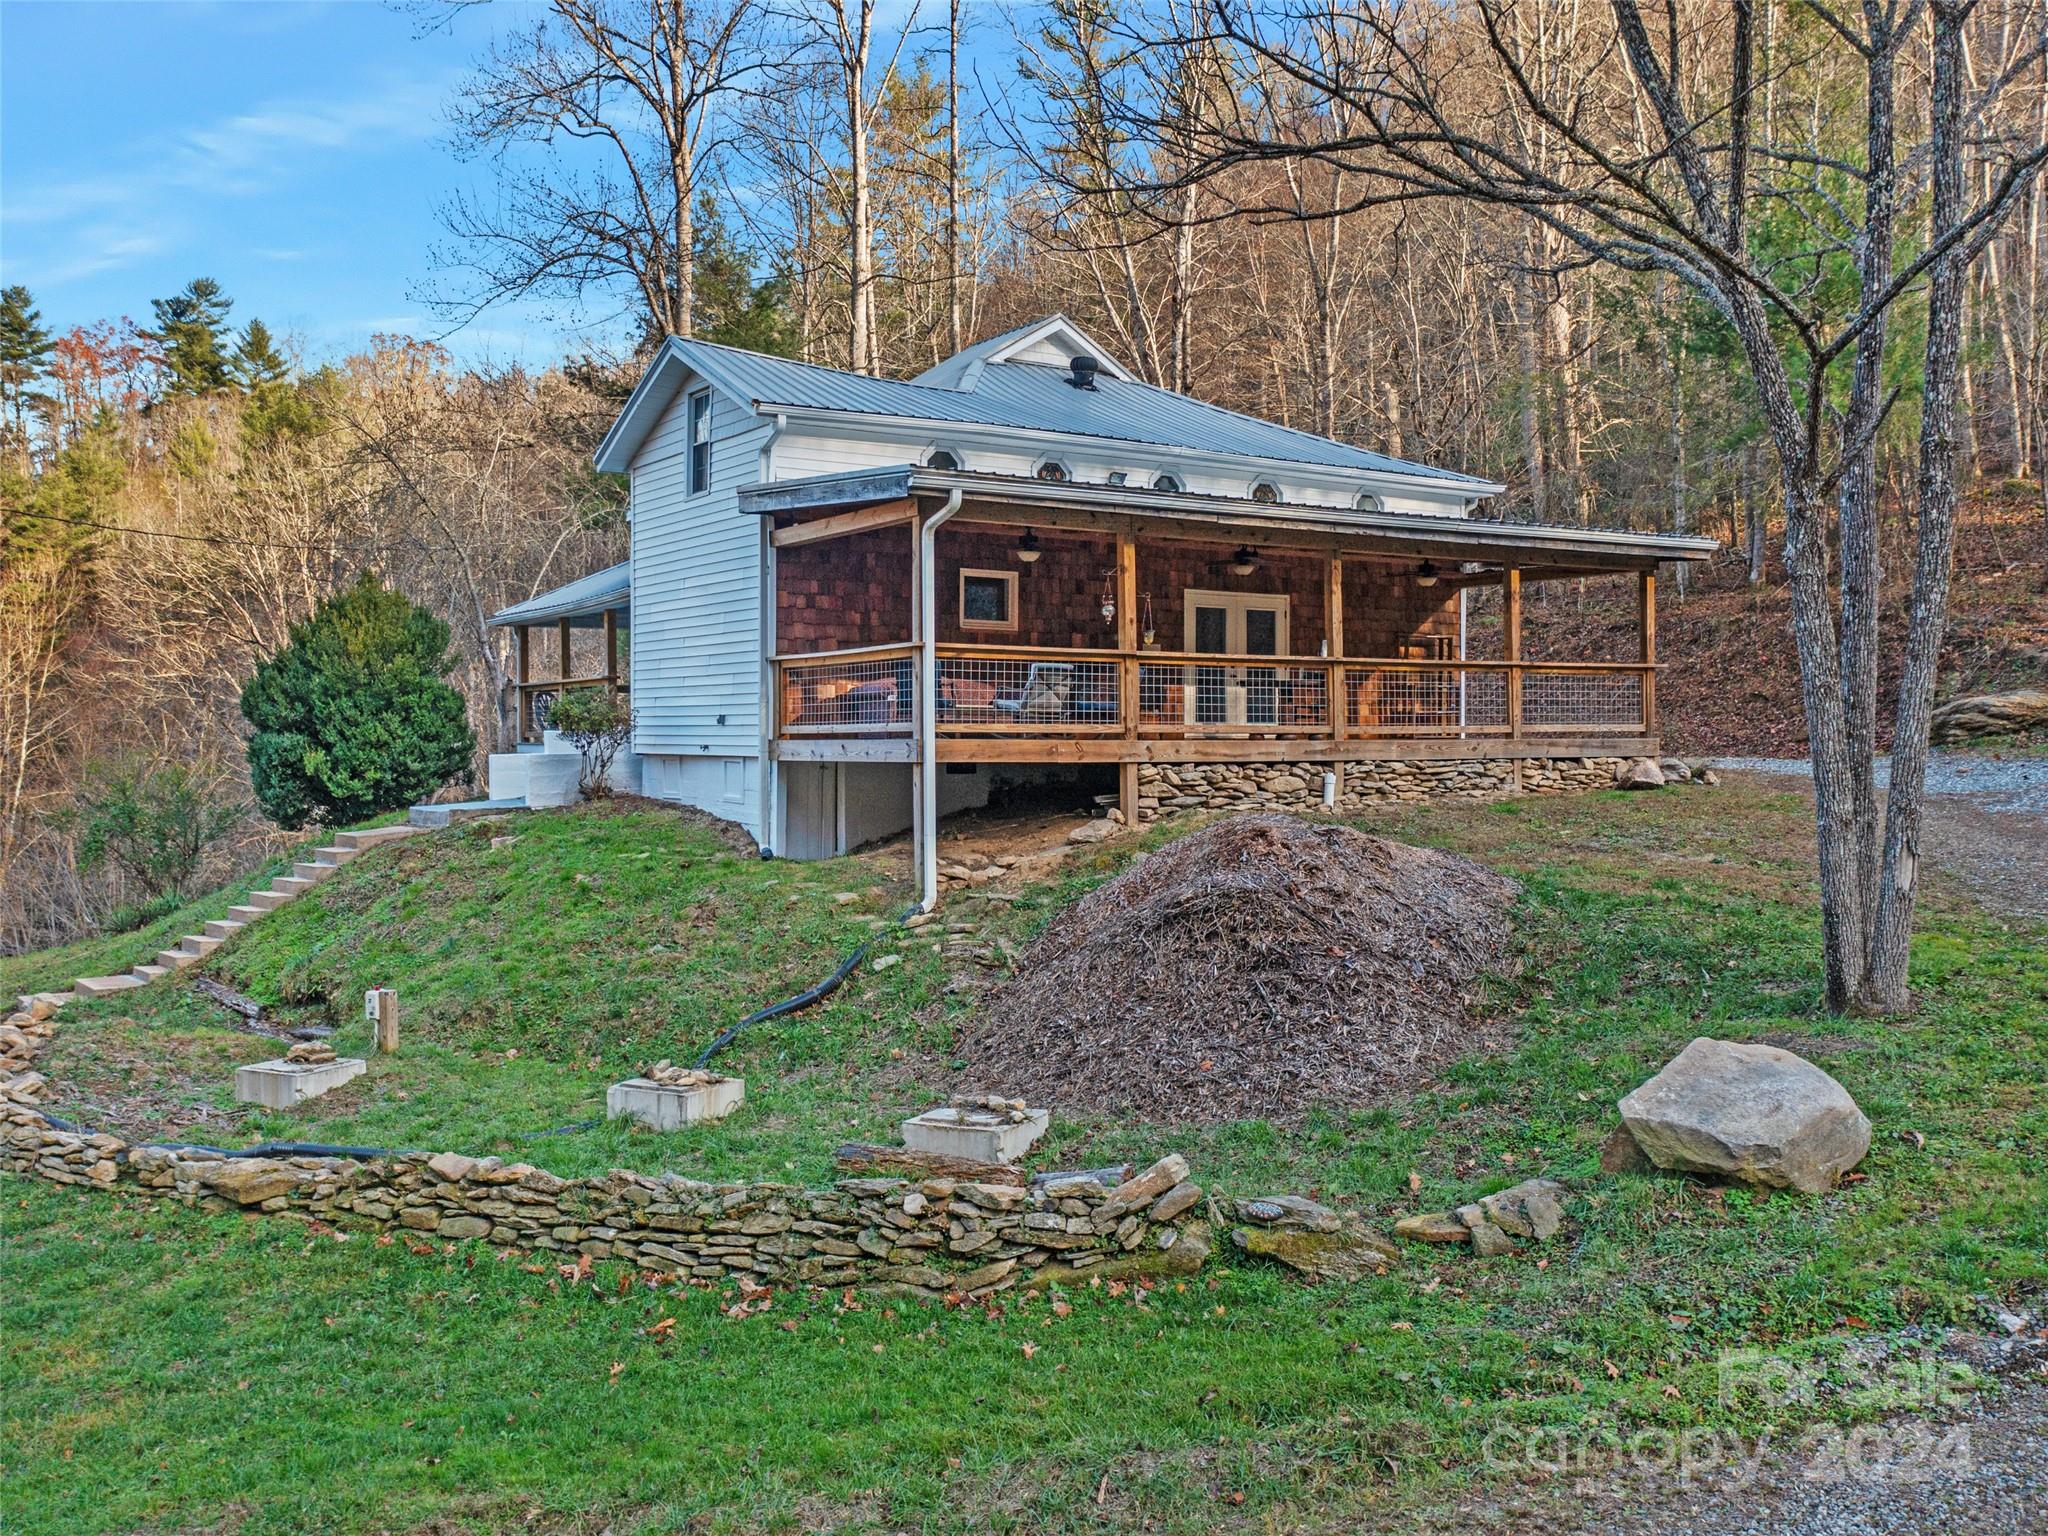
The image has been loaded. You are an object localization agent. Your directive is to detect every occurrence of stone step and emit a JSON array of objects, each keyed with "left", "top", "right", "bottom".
[
  {"left": 292, "top": 861, "right": 338, "bottom": 885},
  {"left": 15, "top": 992, "right": 71, "bottom": 1014},
  {"left": 156, "top": 948, "right": 204, "bottom": 971},
  {"left": 270, "top": 877, "right": 315, "bottom": 897},
  {"left": 226, "top": 904, "right": 269, "bottom": 924},
  {"left": 203, "top": 918, "right": 246, "bottom": 941},
  {"left": 130, "top": 964, "right": 171, "bottom": 983},
  {"left": 73, "top": 974, "right": 145, "bottom": 998},
  {"left": 334, "top": 825, "right": 422, "bottom": 852},
  {"left": 246, "top": 890, "right": 292, "bottom": 912},
  {"left": 182, "top": 934, "right": 224, "bottom": 956},
  {"left": 312, "top": 845, "right": 358, "bottom": 865}
]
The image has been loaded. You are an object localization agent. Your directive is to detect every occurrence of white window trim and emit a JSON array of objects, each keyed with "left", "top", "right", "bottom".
[
  {"left": 958, "top": 567, "right": 1020, "bottom": 633},
  {"left": 1182, "top": 589, "right": 1291, "bottom": 654},
  {"left": 1152, "top": 469, "right": 1185, "bottom": 492},
  {"left": 924, "top": 444, "right": 966, "bottom": 471},
  {"left": 1248, "top": 479, "right": 1283, "bottom": 504},
  {"left": 686, "top": 387, "right": 712, "bottom": 497},
  {"left": 1031, "top": 454, "right": 1073, "bottom": 482},
  {"left": 1354, "top": 491, "right": 1383, "bottom": 512}
]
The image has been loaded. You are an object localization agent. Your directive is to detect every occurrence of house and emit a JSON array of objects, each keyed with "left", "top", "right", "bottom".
[{"left": 490, "top": 316, "right": 1714, "bottom": 902}]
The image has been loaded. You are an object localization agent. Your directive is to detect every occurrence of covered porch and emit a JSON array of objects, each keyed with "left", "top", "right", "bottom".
[{"left": 489, "top": 561, "right": 631, "bottom": 745}]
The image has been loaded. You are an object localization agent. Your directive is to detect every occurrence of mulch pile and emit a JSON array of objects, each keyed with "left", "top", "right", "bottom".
[{"left": 959, "top": 814, "right": 1520, "bottom": 1124}]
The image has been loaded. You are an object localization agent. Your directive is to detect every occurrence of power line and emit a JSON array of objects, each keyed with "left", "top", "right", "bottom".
[{"left": 5, "top": 510, "right": 423, "bottom": 556}]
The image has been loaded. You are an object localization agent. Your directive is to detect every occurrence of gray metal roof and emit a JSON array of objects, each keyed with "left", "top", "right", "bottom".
[
  {"left": 740, "top": 466, "right": 1719, "bottom": 568},
  {"left": 663, "top": 333, "right": 1492, "bottom": 486},
  {"left": 488, "top": 562, "right": 630, "bottom": 628}
]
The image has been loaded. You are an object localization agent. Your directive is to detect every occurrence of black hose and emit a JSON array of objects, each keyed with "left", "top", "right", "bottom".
[
  {"left": 39, "top": 1112, "right": 414, "bottom": 1162},
  {"left": 689, "top": 901, "right": 922, "bottom": 1069}
]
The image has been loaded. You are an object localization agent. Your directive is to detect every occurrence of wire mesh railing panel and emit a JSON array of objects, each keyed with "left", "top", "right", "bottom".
[
  {"left": 778, "top": 651, "right": 917, "bottom": 733},
  {"left": 1138, "top": 661, "right": 1329, "bottom": 731},
  {"left": 937, "top": 655, "right": 1122, "bottom": 729},
  {"left": 1521, "top": 668, "right": 1645, "bottom": 730},
  {"left": 1344, "top": 665, "right": 1508, "bottom": 733}
]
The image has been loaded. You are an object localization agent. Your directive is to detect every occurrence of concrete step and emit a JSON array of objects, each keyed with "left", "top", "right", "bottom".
[
  {"left": 182, "top": 934, "right": 224, "bottom": 957},
  {"left": 74, "top": 974, "right": 145, "bottom": 998},
  {"left": 410, "top": 799, "right": 526, "bottom": 829},
  {"left": 130, "top": 964, "right": 170, "bottom": 983},
  {"left": 312, "top": 845, "right": 358, "bottom": 865},
  {"left": 246, "top": 890, "right": 292, "bottom": 912},
  {"left": 203, "top": 918, "right": 246, "bottom": 941},
  {"left": 292, "top": 861, "right": 339, "bottom": 884},
  {"left": 156, "top": 948, "right": 204, "bottom": 971},
  {"left": 226, "top": 905, "right": 268, "bottom": 924},
  {"left": 270, "top": 877, "right": 315, "bottom": 897},
  {"left": 334, "top": 825, "right": 422, "bottom": 852}
]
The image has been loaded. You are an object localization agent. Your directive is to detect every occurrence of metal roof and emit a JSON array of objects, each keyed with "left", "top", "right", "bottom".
[
  {"left": 605, "top": 326, "right": 1494, "bottom": 488},
  {"left": 740, "top": 466, "right": 1719, "bottom": 568},
  {"left": 488, "top": 562, "right": 630, "bottom": 628}
]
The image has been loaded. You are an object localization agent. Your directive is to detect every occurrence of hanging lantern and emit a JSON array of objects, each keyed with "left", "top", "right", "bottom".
[
  {"left": 1415, "top": 560, "right": 1440, "bottom": 587},
  {"left": 1141, "top": 593, "right": 1156, "bottom": 647},
  {"left": 1015, "top": 529, "right": 1042, "bottom": 564},
  {"left": 1228, "top": 545, "right": 1259, "bottom": 576},
  {"left": 1100, "top": 568, "right": 1117, "bottom": 625}
]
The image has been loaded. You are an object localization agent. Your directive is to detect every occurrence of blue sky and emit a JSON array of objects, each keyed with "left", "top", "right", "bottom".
[{"left": 2, "top": 1, "right": 724, "bottom": 366}]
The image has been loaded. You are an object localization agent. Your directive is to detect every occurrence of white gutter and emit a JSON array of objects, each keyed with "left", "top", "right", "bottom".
[{"left": 917, "top": 489, "right": 964, "bottom": 910}]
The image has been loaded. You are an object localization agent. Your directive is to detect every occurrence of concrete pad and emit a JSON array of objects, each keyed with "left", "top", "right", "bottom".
[
  {"left": 234, "top": 1056, "right": 368, "bottom": 1108},
  {"left": 408, "top": 798, "right": 526, "bottom": 829},
  {"left": 606, "top": 1075, "right": 745, "bottom": 1131},
  {"left": 902, "top": 1104, "right": 1049, "bottom": 1164},
  {"left": 74, "top": 974, "right": 146, "bottom": 998}
]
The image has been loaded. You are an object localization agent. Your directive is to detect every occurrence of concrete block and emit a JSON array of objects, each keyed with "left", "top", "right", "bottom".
[
  {"left": 292, "top": 861, "right": 337, "bottom": 884},
  {"left": 234, "top": 1056, "right": 367, "bottom": 1109},
  {"left": 333, "top": 826, "right": 421, "bottom": 852},
  {"left": 902, "top": 1104, "right": 1049, "bottom": 1164},
  {"left": 270, "top": 876, "right": 314, "bottom": 897},
  {"left": 202, "top": 919, "right": 245, "bottom": 940},
  {"left": 227, "top": 905, "right": 269, "bottom": 924},
  {"left": 312, "top": 846, "right": 358, "bottom": 864},
  {"left": 130, "top": 964, "right": 170, "bottom": 983},
  {"left": 487, "top": 752, "right": 531, "bottom": 803},
  {"left": 246, "top": 890, "right": 292, "bottom": 911},
  {"left": 524, "top": 754, "right": 582, "bottom": 809},
  {"left": 157, "top": 948, "right": 203, "bottom": 971},
  {"left": 606, "top": 1075, "right": 745, "bottom": 1131},
  {"left": 182, "top": 934, "right": 223, "bottom": 956},
  {"left": 74, "top": 974, "right": 145, "bottom": 998}
]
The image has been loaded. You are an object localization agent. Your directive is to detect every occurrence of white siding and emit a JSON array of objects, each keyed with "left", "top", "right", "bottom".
[{"left": 630, "top": 378, "right": 772, "bottom": 831}]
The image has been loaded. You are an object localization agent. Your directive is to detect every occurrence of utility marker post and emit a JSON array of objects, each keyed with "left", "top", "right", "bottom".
[{"left": 365, "top": 988, "right": 399, "bottom": 1053}]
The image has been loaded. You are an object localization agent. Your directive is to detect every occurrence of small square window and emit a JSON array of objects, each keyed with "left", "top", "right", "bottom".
[{"left": 958, "top": 568, "right": 1018, "bottom": 632}]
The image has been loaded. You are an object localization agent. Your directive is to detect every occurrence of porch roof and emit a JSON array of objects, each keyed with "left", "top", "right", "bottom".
[
  {"left": 740, "top": 466, "right": 1718, "bottom": 572},
  {"left": 488, "top": 562, "right": 630, "bottom": 629}
]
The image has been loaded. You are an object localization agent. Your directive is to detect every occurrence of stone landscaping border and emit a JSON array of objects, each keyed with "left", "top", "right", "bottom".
[
  {"left": 1136, "top": 756, "right": 1631, "bottom": 817},
  {"left": 0, "top": 1001, "right": 1208, "bottom": 1300}
]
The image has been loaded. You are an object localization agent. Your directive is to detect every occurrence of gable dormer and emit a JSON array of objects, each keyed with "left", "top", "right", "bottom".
[{"left": 912, "top": 315, "right": 1135, "bottom": 393}]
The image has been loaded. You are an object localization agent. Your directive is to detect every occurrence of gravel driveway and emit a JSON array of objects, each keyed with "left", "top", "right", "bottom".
[{"left": 1715, "top": 753, "right": 2048, "bottom": 921}]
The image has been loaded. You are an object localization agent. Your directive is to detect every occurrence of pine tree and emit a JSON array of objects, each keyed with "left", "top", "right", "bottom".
[
  {"left": 240, "top": 574, "right": 476, "bottom": 828},
  {"left": 149, "top": 277, "right": 235, "bottom": 395},
  {"left": 692, "top": 197, "right": 795, "bottom": 356},
  {"left": 0, "top": 285, "right": 56, "bottom": 459},
  {"left": 230, "top": 319, "right": 289, "bottom": 389}
]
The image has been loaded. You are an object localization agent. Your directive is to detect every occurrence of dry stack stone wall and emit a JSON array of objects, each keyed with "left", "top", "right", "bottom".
[
  {"left": 1136, "top": 756, "right": 1628, "bottom": 819},
  {"left": 2, "top": 1001, "right": 1207, "bottom": 1300}
]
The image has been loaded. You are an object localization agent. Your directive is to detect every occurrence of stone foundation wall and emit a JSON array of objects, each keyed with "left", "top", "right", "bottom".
[
  {"left": 1137, "top": 756, "right": 1628, "bottom": 820},
  {"left": 1, "top": 1004, "right": 1206, "bottom": 1301}
]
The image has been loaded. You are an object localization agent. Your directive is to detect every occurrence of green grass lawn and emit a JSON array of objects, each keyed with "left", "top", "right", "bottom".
[{"left": 4, "top": 784, "right": 2044, "bottom": 1534}]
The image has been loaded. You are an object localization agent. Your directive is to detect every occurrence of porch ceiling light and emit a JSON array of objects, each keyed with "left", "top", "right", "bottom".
[
  {"left": 1415, "top": 560, "right": 1441, "bottom": 587},
  {"left": 1016, "top": 529, "right": 1042, "bottom": 564},
  {"left": 1228, "top": 545, "right": 1259, "bottom": 576}
]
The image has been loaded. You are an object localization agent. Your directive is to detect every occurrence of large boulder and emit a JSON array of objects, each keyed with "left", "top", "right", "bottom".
[
  {"left": 1618, "top": 1038, "right": 1871, "bottom": 1193},
  {"left": 1615, "top": 757, "right": 1666, "bottom": 790},
  {"left": 1930, "top": 689, "right": 2048, "bottom": 744}
]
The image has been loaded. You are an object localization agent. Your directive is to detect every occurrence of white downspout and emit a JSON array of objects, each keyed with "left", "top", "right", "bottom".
[{"left": 918, "top": 489, "right": 964, "bottom": 910}]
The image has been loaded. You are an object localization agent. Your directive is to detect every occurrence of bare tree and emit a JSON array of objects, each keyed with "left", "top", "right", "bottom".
[
  {"left": 430, "top": 0, "right": 775, "bottom": 340},
  {"left": 1100, "top": 0, "right": 2047, "bottom": 1012}
]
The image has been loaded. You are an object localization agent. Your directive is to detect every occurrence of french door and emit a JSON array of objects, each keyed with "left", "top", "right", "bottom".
[{"left": 1184, "top": 591, "right": 1289, "bottom": 726}]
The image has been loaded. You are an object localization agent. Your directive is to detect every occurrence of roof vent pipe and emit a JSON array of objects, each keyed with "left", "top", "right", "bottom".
[{"left": 1066, "top": 355, "right": 1100, "bottom": 390}]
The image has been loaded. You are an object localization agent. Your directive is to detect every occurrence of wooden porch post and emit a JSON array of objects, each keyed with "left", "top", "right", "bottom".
[
  {"left": 1325, "top": 556, "right": 1346, "bottom": 739},
  {"left": 557, "top": 617, "right": 573, "bottom": 686},
  {"left": 602, "top": 609, "right": 619, "bottom": 690},
  {"left": 516, "top": 624, "right": 532, "bottom": 740},
  {"left": 1502, "top": 567, "right": 1523, "bottom": 738},
  {"left": 1638, "top": 568, "right": 1657, "bottom": 737},
  {"left": 1116, "top": 529, "right": 1139, "bottom": 828}
]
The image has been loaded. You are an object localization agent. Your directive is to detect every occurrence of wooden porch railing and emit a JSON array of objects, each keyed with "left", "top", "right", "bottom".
[
  {"left": 518, "top": 676, "right": 630, "bottom": 742},
  {"left": 772, "top": 644, "right": 1656, "bottom": 744}
]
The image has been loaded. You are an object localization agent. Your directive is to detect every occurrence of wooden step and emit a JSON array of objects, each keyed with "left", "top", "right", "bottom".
[
  {"left": 333, "top": 825, "right": 421, "bottom": 852},
  {"left": 130, "top": 964, "right": 170, "bottom": 983},
  {"left": 246, "top": 890, "right": 292, "bottom": 912},
  {"left": 203, "top": 918, "right": 245, "bottom": 941},
  {"left": 156, "top": 948, "right": 204, "bottom": 971},
  {"left": 292, "top": 861, "right": 337, "bottom": 884},
  {"left": 73, "top": 974, "right": 145, "bottom": 998},
  {"left": 226, "top": 905, "right": 268, "bottom": 924}
]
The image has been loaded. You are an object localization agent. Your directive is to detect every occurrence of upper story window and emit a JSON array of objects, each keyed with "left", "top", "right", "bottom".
[
  {"left": 1104, "top": 470, "right": 1129, "bottom": 486},
  {"left": 1355, "top": 491, "right": 1383, "bottom": 512},
  {"left": 1035, "top": 459, "right": 1071, "bottom": 482},
  {"left": 687, "top": 389, "right": 711, "bottom": 495},
  {"left": 1153, "top": 472, "right": 1184, "bottom": 492},
  {"left": 1249, "top": 480, "right": 1281, "bottom": 504},
  {"left": 926, "top": 447, "right": 963, "bottom": 472}
]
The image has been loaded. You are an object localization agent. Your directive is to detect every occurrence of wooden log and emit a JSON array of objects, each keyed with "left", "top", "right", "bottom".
[
  {"left": 833, "top": 1142, "right": 1027, "bottom": 1185},
  {"left": 192, "top": 975, "right": 264, "bottom": 1021}
]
